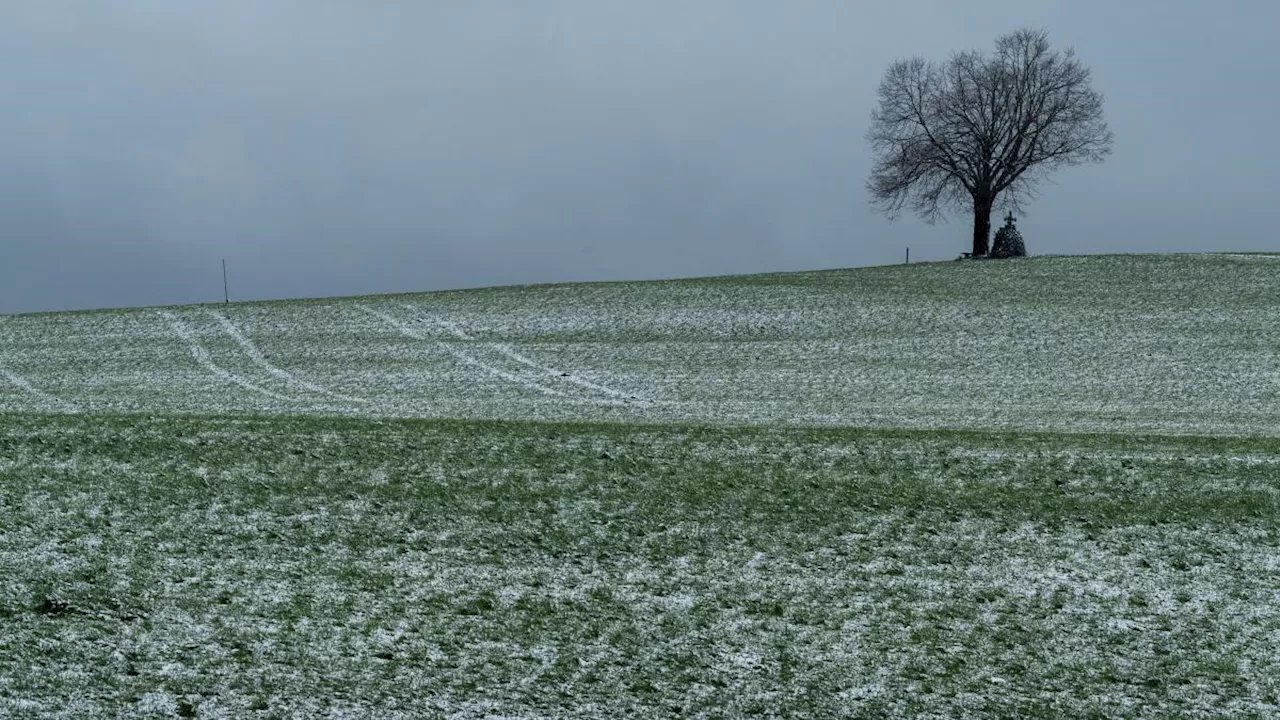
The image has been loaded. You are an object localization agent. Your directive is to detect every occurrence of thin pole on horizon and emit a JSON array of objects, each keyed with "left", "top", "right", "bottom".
[
  {"left": 222, "top": 260, "right": 229, "bottom": 304},
  {"left": 905, "top": 247, "right": 910, "bottom": 264}
]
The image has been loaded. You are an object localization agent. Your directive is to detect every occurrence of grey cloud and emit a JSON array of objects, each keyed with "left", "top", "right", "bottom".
[{"left": 2, "top": 0, "right": 1278, "bottom": 313}]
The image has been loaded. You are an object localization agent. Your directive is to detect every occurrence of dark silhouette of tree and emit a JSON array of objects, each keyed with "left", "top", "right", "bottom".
[{"left": 867, "top": 29, "right": 1113, "bottom": 257}]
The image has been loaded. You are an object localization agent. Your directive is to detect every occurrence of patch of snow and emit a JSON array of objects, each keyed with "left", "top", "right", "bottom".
[
  {"left": 204, "top": 308, "right": 370, "bottom": 406},
  {"left": 157, "top": 310, "right": 296, "bottom": 404}
]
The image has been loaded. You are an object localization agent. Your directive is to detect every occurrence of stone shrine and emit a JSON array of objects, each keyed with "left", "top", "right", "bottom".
[{"left": 990, "top": 212, "right": 1027, "bottom": 258}]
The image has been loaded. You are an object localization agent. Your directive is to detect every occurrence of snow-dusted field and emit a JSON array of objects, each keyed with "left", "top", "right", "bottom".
[
  {"left": 1, "top": 253, "right": 1278, "bottom": 435},
  {"left": 1, "top": 254, "right": 1279, "bottom": 717}
]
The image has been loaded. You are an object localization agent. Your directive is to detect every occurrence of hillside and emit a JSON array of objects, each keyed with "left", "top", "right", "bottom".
[
  {"left": 3, "top": 253, "right": 1280, "bottom": 717},
  {"left": 2, "top": 253, "right": 1278, "bottom": 435}
]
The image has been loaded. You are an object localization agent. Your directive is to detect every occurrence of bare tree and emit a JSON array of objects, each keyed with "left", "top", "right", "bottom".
[{"left": 867, "top": 29, "right": 1113, "bottom": 257}]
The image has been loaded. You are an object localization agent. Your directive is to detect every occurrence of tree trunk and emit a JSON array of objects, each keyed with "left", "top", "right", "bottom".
[{"left": 972, "top": 196, "right": 993, "bottom": 257}]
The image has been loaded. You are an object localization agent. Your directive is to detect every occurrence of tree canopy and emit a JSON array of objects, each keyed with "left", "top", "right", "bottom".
[{"left": 867, "top": 29, "right": 1113, "bottom": 256}]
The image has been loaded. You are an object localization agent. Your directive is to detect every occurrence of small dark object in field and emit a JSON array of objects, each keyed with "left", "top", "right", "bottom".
[{"left": 36, "top": 596, "right": 77, "bottom": 617}]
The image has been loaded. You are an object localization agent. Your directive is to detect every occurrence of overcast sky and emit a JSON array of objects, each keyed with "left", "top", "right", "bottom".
[{"left": 2, "top": 1, "right": 1277, "bottom": 313}]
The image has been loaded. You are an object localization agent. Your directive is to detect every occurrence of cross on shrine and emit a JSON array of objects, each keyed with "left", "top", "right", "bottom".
[{"left": 1004, "top": 212, "right": 1016, "bottom": 226}]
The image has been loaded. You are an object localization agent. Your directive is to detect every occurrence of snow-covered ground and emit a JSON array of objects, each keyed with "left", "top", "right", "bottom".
[
  {"left": 1, "top": 415, "right": 1277, "bottom": 717},
  {"left": 1, "top": 253, "right": 1277, "bottom": 436},
  {"left": 1, "top": 253, "right": 1278, "bottom": 717}
]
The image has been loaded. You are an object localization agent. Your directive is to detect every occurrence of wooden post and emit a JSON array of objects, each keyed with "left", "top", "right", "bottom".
[
  {"left": 222, "top": 260, "right": 229, "bottom": 304},
  {"left": 905, "top": 247, "right": 910, "bottom": 264}
]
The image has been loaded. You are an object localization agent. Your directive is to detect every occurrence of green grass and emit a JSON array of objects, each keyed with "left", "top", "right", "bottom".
[
  {"left": 3, "top": 412, "right": 1279, "bottom": 717},
  {"left": 2, "top": 253, "right": 1279, "bottom": 435},
  {"left": 2, "top": 253, "right": 1279, "bottom": 717}
]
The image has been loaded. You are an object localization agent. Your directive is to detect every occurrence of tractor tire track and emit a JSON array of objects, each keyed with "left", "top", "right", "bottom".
[
  {"left": 426, "top": 312, "right": 637, "bottom": 401},
  {"left": 0, "top": 317, "right": 82, "bottom": 413},
  {"left": 204, "top": 309, "right": 370, "bottom": 405},
  {"left": 159, "top": 310, "right": 296, "bottom": 404},
  {"left": 0, "top": 366, "right": 82, "bottom": 413},
  {"left": 357, "top": 305, "right": 569, "bottom": 399}
]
